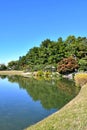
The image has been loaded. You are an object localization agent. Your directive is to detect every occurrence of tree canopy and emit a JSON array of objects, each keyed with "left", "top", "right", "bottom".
[{"left": 7, "top": 35, "right": 87, "bottom": 73}]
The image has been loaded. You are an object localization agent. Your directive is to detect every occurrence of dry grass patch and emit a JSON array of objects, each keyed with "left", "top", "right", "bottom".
[
  {"left": 74, "top": 73, "right": 87, "bottom": 86},
  {"left": 0, "top": 70, "right": 23, "bottom": 75}
]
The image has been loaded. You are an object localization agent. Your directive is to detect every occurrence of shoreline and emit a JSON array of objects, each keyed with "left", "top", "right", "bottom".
[
  {"left": 25, "top": 84, "right": 87, "bottom": 130},
  {"left": 0, "top": 70, "right": 34, "bottom": 78},
  {"left": 0, "top": 70, "right": 24, "bottom": 75}
]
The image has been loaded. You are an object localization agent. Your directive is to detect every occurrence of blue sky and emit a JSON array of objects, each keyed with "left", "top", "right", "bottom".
[{"left": 0, "top": 0, "right": 87, "bottom": 64}]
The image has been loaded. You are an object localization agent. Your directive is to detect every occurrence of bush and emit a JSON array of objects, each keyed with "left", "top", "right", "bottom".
[
  {"left": 74, "top": 73, "right": 87, "bottom": 87},
  {"left": 44, "top": 71, "right": 51, "bottom": 77},
  {"left": 37, "top": 70, "right": 44, "bottom": 77},
  {"left": 78, "top": 58, "right": 87, "bottom": 71}
]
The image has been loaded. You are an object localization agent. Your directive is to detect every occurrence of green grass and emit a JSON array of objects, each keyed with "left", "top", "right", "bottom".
[{"left": 25, "top": 84, "right": 87, "bottom": 130}]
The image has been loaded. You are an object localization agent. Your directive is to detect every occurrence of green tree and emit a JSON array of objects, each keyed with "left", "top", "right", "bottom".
[
  {"left": 78, "top": 57, "right": 87, "bottom": 71},
  {"left": 8, "top": 61, "right": 18, "bottom": 70},
  {"left": 0, "top": 64, "right": 7, "bottom": 70},
  {"left": 8, "top": 36, "right": 87, "bottom": 72}
]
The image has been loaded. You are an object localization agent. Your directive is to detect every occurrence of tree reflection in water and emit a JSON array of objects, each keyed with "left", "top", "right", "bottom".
[{"left": 1, "top": 75, "right": 80, "bottom": 110}]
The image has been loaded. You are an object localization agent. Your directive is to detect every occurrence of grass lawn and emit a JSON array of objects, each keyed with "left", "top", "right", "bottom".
[{"left": 25, "top": 84, "right": 87, "bottom": 130}]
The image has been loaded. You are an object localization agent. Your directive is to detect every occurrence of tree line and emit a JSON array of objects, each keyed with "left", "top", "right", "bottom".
[{"left": 1, "top": 35, "right": 87, "bottom": 74}]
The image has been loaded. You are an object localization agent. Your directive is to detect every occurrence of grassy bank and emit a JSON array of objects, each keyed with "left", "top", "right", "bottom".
[{"left": 25, "top": 83, "right": 87, "bottom": 130}]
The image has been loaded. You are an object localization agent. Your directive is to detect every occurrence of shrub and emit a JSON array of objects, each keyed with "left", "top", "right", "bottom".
[
  {"left": 44, "top": 71, "right": 51, "bottom": 77},
  {"left": 37, "top": 70, "right": 44, "bottom": 77},
  {"left": 74, "top": 73, "right": 87, "bottom": 87},
  {"left": 78, "top": 58, "right": 87, "bottom": 71}
]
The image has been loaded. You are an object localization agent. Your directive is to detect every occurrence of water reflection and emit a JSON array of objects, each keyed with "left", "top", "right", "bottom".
[
  {"left": 0, "top": 75, "right": 80, "bottom": 130},
  {"left": 0, "top": 75, "right": 7, "bottom": 79},
  {"left": 6, "top": 76, "right": 79, "bottom": 110}
]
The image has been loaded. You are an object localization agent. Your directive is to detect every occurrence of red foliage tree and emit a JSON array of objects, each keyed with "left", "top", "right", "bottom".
[{"left": 57, "top": 57, "right": 78, "bottom": 74}]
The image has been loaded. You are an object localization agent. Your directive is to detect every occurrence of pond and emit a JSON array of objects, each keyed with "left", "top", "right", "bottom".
[{"left": 0, "top": 75, "right": 80, "bottom": 130}]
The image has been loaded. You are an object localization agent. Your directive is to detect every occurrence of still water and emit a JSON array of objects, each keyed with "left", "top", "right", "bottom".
[{"left": 0, "top": 75, "right": 79, "bottom": 130}]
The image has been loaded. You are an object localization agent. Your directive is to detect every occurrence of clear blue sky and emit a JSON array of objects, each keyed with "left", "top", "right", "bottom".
[{"left": 0, "top": 0, "right": 87, "bottom": 64}]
